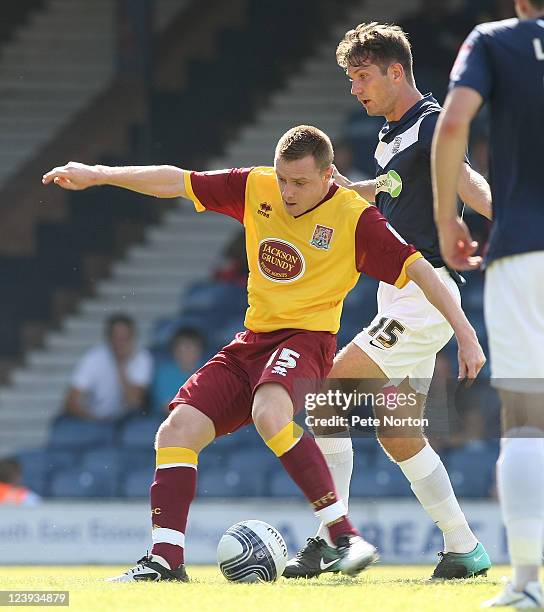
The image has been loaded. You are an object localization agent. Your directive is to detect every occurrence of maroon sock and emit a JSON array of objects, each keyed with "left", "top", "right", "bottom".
[
  {"left": 278, "top": 432, "right": 358, "bottom": 543},
  {"left": 327, "top": 517, "right": 358, "bottom": 543},
  {"left": 149, "top": 466, "right": 197, "bottom": 568}
]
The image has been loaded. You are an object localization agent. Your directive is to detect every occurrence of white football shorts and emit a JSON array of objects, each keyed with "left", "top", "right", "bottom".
[
  {"left": 484, "top": 251, "right": 544, "bottom": 393},
  {"left": 352, "top": 266, "right": 459, "bottom": 395}
]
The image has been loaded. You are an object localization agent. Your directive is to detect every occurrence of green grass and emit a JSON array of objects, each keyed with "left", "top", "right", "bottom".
[{"left": 2, "top": 565, "right": 520, "bottom": 612}]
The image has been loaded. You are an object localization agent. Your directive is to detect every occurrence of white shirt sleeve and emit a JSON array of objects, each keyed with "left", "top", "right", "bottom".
[
  {"left": 127, "top": 349, "right": 154, "bottom": 387},
  {"left": 70, "top": 349, "right": 97, "bottom": 391}
]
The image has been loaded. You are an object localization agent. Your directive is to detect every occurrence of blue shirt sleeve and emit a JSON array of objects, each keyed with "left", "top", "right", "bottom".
[
  {"left": 449, "top": 26, "right": 493, "bottom": 100},
  {"left": 418, "top": 112, "right": 439, "bottom": 153}
]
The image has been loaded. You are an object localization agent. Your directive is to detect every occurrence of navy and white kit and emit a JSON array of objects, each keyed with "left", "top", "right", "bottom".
[
  {"left": 353, "top": 95, "right": 461, "bottom": 394},
  {"left": 450, "top": 18, "right": 544, "bottom": 390}
]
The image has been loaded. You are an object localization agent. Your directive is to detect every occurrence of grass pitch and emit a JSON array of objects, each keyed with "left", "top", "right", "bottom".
[{"left": 3, "top": 565, "right": 517, "bottom": 612}]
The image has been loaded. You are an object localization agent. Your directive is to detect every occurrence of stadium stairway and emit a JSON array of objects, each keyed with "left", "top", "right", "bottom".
[
  {"left": 0, "top": 0, "right": 184, "bottom": 187},
  {"left": 0, "top": 0, "right": 423, "bottom": 457},
  {"left": 208, "top": 0, "right": 422, "bottom": 168},
  {"left": 0, "top": 205, "right": 238, "bottom": 456}
]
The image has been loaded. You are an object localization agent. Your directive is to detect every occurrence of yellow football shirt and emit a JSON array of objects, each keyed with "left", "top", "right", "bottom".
[{"left": 184, "top": 166, "right": 421, "bottom": 334}]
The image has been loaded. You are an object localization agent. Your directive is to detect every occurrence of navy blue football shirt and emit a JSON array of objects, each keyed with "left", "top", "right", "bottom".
[
  {"left": 374, "top": 94, "right": 446, "bottom": 267},
  {"left": 450, "top": 18, "right": 544, "bottom": 264}
]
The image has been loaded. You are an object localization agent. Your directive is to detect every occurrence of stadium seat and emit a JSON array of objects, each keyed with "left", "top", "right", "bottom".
[
  {"left": 182, "top": 281, "right": 247, "bottom": 318},
  {"left": 446, "top": 443, "right": 497, "bottom": 498},
  {"left": 121, "top": 467, "right": 155, "bottom": 498},
  {"left": 350, "top": 471, "right": 383, "bottom": 497},
  {"left": 268, "top": 468, "right": 305, "bottom": 498},
  {"left": 197, "top": 466, "right": 259, "bottom": 498},
  {"left": 350, "top": 452, "right": 412, "bottom": 498},
  {"left": 119, "top": 415, "right": 165, "bottom": 449},
  {"left": 80, "top": 447, "right": 124, "bottom": 492},
  {"left": 49, "top": 467, "right": 117, "bottom": 498},
  {"left": 352, "top": 436, "right": 378, "bottom": 470},
  {"left": 17, "top": 448, "right": 80, "bottom": 496},
  {"left": 228, "top": 448, "right": 276, "bottom": 488},
  {"left": 48, "top": 416, "right": 116, "bottom": 450},
  {"left": 121, "top": 449, "right": 155, "bottom": 472}
]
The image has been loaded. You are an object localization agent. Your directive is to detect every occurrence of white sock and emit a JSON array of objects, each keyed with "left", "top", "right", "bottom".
[
  {"left": 315, "top": 436, "right": 353, "bottom": 546},
  {"left": 397, "top": 443, "right": 478, "bottom": 554},
  {"left": 497, "top": 429, "right": 544, "bottom": 590}
]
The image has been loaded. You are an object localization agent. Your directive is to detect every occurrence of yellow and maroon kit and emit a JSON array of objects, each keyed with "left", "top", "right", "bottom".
[
  {"left": 184, "top": 166, "right": 421, "bottom": 335},
  {"left": 172, "top": 166, "right": 422, "bottom": 435}
]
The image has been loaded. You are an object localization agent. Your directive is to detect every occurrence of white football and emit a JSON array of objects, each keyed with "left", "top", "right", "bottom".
[{"left": 217, "top": 520, "right": 288, "bottom": 583}]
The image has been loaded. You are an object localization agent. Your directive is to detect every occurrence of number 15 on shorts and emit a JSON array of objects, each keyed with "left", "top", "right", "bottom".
[{"left": 266, "top": 348, "right": 301, "bottom": 377}]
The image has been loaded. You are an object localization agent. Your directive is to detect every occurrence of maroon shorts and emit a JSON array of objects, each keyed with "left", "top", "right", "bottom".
[{"left": 169, "top": 329, "right": 336, "bottom": 437}]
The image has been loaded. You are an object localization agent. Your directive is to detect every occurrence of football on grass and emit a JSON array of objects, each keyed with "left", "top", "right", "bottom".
[{"left": 217, "top": 520, "right": 288, "bottom": 583}]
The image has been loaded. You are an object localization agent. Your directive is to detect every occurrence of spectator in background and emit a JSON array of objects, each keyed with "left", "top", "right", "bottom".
[
  {"left": 213, "top": 229, "right": 248, "bottom": 285},
  {"left": 151, "top": 328, "right": 205, "bottom": 413},
  {"left": 64, "top": 313, "right": 153, "bottom": 421},
  {"left": 0, "top": 458, "right": 41, "bottom": 506}
]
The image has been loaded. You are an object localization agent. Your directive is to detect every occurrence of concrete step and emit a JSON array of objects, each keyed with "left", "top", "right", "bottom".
[
  {"left": 80, "top": 299, "right": 178, "bottom": 318},
  {"left": 98, "top": 277, "right": 186, "bottom": 293},
  {"left": 11, "top": 370, "right": 71, "bottom": 388},
  {"left": 0, "top": 389, "right": 64, "bottom": 407},
  {"left": 61, "top": 318, "right": 154, "bottom": 341}
]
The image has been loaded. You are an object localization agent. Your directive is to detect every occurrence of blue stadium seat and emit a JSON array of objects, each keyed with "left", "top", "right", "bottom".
[
  {"left": 446, "top": 443, "right": 497, "bottom": 498},
  {"left": 351, "top": 452, "right": 412, "bottom": 498},
  {"left": 17, "top": 448, "right": 80, "bottom": 496},
  {"left": 49, "top": 416, "right": 116, "bottom": 450},
  {"left": 121, "top": 449, "right": 155, "bottom": 472},
  {"left": 121, "top": 467, "right": 155, "bottom": 498},
  {"left": 207, "top": 317, "right": 246, "bottom": 351},
  {"left": 49, "top": 467, "right": 117, "bottom": 498},
  {"left": 228, "top": 448, "right": 276, "bottom": 481},
  {"left": 352, "top": 436, "right": 378, "bottom": 470},
  {"left": 268, "top": 468, "right": 305, "bottom": 498},
  {"left": 197, "top": 466, "right": 260, "bottom": 498},
  {"left": 182, "top": 281, "right": 247, "bottom": 318},
  {"left": 350, "top": 471, "right": 382, "bottom": 497},
  {"left": 119, "top": 415, "right": 164, "bottom": 449},
  {"left": 80, "top": 447, "right": 123, "bottom": 489}
]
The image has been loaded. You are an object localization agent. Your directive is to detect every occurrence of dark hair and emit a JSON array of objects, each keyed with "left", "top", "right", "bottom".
[
  {"left": 105, "top": 313, "right": 135, "bottom": 337},
  {"left": 171, "top": 327, "right": 204, "bottom": 347},
  {"left": 0, "top": 457, "right": 20, "bottom": 484},
  {"left": 275, "top": 125, "right": 334, "bottom": 172},
  {"left": 530, "top": 0, "right": 544, "bottom": 8},
  {"left": 336, "top": 22, "right": 415, "bottom": 86}
]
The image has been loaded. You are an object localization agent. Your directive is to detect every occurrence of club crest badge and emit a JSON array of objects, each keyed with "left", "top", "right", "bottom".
[{"left": 310, "top": 224, "right": 334, "bottom": 250}]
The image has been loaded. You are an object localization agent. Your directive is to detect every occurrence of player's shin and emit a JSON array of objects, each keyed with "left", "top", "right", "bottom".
[
  {"left": 314, "top": 435, "right": 354, "bottom": 545},
  {"left": 396, "top": 441, "right": 478, "bottom": 554},
  {"left": 265, "top": 423, "right": 357, "bottom": 542},
  {"left": 498, "top": 430, "right": 544, "bottom": 591},
  {"left": 150, "top": 446, "right": 198, "bottom": 570}
]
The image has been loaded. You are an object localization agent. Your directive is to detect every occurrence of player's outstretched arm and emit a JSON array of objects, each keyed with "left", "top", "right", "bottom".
[
  {"left": 42, "top": 161, "right": 188, "bottom": 199},
  {"left": 332, "top": 165, "right": 376, "bottom": 202},
  {"left": 457, "top": 163, "right": 492, "bottom": 220},
  {"left": 406, "top": 257, "right": 485, "bottom": 380}
]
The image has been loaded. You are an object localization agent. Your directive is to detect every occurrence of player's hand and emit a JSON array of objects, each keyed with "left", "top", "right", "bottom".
[
  {"left": 331, "top": 164, "right": 353, "bottom": 189},
  {"left": 42, "top": 161, "right": 100, "bottom": 191},
  {"left": 437, "top": 216, "right": 482, "bottom": 270},
  {"left": 456, "top": 332, "right": 486, "bottom": 382}
]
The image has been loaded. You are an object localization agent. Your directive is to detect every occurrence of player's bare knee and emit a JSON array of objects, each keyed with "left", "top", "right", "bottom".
[
  {"left": 252, "top": 383, "right": 294, "bottom": 441},
  {"left": 377, "top": 432, "right": 425, "bottom": 462},
  {"left": 156, "top": 403, "right": 214, "bottom": 451},
  {"left": 252, "top": 399, "right": 282, "bottom": 440}
]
